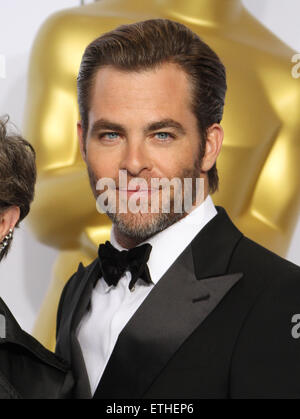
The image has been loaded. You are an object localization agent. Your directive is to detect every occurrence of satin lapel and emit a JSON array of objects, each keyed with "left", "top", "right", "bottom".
[
  {"left": 72, "top": 261, "right": 102, "bottom": 399},
  {"left": 56, "top": 261, "right": 100, "bottom": 399},
  {"left": 95, "top": 243, "right": 243, "bottom": 399}
]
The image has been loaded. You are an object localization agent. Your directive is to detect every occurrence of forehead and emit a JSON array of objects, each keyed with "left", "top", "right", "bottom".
[{"left": 89, "top": 63, "right": 193, "bottom": 118}]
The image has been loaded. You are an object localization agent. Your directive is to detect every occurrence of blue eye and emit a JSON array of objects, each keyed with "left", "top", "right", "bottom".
[
  {"left": 106, "top": 132, "right": 119, "bottom": 139},
  {"left": 99, "top": 132, "right": 120, "bottom": 141},
  {"left": 156, "top": 132, "right": 171, "bottom": 140}
]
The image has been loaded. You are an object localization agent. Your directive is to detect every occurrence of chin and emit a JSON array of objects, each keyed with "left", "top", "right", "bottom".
[{"left": 107, "top": 210, "right": 184, "bottom": 241}]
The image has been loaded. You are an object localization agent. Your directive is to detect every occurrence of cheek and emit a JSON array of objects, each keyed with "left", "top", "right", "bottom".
[
  {"left": 153, "top": 146, "right": 196, "bottom": 177},
  {"left": 86, "top": 143, "right": 118, "bottom": 178}
]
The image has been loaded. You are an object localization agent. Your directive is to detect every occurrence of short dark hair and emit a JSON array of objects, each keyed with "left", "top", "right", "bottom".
[
  {"left": 77, "top": 19, "right": 227, "bottom": 193},
  {"left": 0, "top": 116, "right": 36, "bottom": 260}
]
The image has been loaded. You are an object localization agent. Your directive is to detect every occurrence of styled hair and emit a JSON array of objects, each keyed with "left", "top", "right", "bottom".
[
  {"left": 0, "top": 116, "right": 36, "bottom": 261},
  {"left": 77, "top": 19, "right": 227, "bottom": 193}
]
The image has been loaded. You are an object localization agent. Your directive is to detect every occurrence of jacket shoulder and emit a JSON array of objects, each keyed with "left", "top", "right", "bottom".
[
  {"left": 232, "top": 235, "right": 300, "bottom": 279},
  {"left": 58, "top": 259, "right": 99, "bottom": 306}
]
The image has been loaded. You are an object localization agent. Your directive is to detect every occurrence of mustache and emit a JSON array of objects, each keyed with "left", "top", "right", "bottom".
[
  {"left": 99, "top": 176, "right": 178, "bottom": 190},
  {"left": 88, "top": 167, "right": 203, "bottom": 194}
]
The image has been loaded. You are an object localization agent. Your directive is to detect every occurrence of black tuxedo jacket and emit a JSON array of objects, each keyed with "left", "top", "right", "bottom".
[{"left": 56, "top": 206, "right": 300, "bottom": 399}]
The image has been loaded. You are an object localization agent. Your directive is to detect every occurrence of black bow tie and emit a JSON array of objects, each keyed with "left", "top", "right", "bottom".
[{"left": 98, "top": 241, "right": 152, "bottom": 291}]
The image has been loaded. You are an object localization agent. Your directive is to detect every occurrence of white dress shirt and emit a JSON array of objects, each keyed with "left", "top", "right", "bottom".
[{"left": 77, "top": 195, "right": 217, "bottom": 395}]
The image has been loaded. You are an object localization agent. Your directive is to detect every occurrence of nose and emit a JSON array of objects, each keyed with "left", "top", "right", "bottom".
[{"left": 120, "top": 139, "right": 152, "bottom": 177}]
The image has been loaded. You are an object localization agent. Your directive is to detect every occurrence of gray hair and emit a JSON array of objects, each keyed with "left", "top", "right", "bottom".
[{"left": 0, "top": 116, "right": 36, "bottom": 261}]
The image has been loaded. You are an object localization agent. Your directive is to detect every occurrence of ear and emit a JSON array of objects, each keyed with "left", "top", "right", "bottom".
[
  {"left": 0, "top": 206, "right": 20, "bottom": 240},
  {"left": 201, "top": 123, "right": 224, "bottom": 172},
  {"left": 77, "top": 121, "right": 86, "bottom": 162}
]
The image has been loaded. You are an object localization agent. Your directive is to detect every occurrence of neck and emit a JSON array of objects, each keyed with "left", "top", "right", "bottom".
[
  {"left": 155, "top": 0, "right": 242, "bottom": 26},
  {"left": 113, "top": 225, "right": 144, "bottom": 249}
]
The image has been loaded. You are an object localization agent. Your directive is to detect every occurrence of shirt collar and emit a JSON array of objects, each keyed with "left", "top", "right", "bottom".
[{"left": 110, "top": 195, "right": 217, "bottom": 285}]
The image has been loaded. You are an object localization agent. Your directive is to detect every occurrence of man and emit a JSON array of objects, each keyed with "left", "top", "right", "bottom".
[{"left": 56, "top": 19, "right": 300, "bottom": 399}]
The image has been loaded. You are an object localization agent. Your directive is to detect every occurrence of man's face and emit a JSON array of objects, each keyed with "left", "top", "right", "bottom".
[{"left": 78, "top": 63, "right": 209, "bottom": 242}]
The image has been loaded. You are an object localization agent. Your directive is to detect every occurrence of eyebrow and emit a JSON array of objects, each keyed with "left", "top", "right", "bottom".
[
  {"left": 89, "top": 118, "right": 186, "bottom": 137},
  {"left": 89, "top": 119, "right": 126, "bottom": 137},
  {"left": 145, "top": 119, "right": 186, "bottom": 135}
]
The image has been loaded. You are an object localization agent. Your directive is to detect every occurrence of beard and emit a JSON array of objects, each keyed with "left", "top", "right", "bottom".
[{"left": 86, "top": 155, "right": 203, "bottom": 242}]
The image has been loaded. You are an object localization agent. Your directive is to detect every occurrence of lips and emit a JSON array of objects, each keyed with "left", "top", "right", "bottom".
[
  {"left": 117, "top": 186, "right": 159, "bottom": 195},
  {"left": 119, "top": 186, "right": 143, "bottom": 192}
]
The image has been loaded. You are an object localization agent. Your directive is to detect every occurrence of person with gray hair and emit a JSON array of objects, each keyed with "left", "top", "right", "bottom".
[
  {"left": 0, "top": 116, "right": 73, "bottom": 398},
  {"left": 0, "top": 116, "right": 36, "bottom": 261}
]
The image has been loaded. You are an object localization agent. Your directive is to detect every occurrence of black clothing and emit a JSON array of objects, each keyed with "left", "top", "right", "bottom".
[
  {"left": 0, "top": 297, "right": 73, "bottom": 399},
  {"left": 56, "top": 206, "right": 300, "bottom": 399}
]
